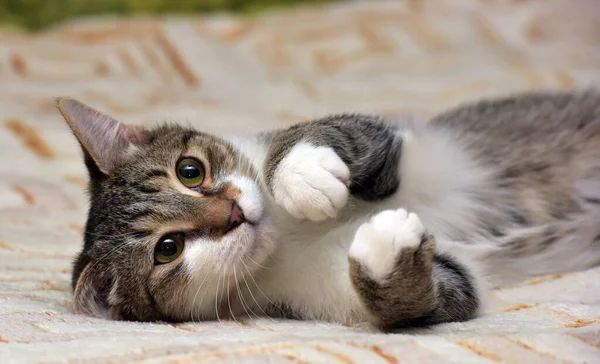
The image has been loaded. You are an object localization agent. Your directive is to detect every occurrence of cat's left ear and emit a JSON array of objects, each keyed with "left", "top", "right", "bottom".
[{"left": 56, "top": 98, "right": 147, "bottom": 175}]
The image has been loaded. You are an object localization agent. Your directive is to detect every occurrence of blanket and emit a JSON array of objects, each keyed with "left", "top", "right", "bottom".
[{"left": 1, "top": 0, "right": 599, "bottom": 362}]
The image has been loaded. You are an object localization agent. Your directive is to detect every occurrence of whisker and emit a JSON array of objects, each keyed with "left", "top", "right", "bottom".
[
  {"left": 245, "top": 254, "right": 273, "bottom": 270},
  {"left": 245, "top": 136, "right": 252, "bottom": 177},
  {"left": 239, "top": 258, "right": 276, "bottom": 322},
  {"left": 226, "top": 267, "right": 240, "bottom": 325},
  {"left": 240, "top": 258, "right": 276, "bottom": 306},
  {"left": 84, "top": 231, "right": 145, "bottom": 239},
  {"left": 348, "top": 176, "right": 366, "bottom": 189},
  {"left": 88, "top": 240, "right": 137, "bottom": 271},
  {"left": 189, "top": 270, "right": 211, "bottom": 323},
  {"left": 234, "top": 264, "right": 259, "bottom": 322},
  {"left": 237, "top": 142, "right": 243, "bottom": 174},
  {"left": 215, "top": 268, "right": 222, "bottom": 323}
]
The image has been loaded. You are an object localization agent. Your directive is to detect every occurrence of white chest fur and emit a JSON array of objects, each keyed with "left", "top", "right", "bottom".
[
  {"left": 257, "top": 215, "right": 369, "bottom": 323},
  {"left": 226, "top": 127, "right": 493, "bottom": 323}
]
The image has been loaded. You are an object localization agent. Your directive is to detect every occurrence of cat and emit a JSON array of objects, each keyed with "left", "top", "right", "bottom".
[{"left": 57, "top": 88, "right": 600, "bottom": 330}]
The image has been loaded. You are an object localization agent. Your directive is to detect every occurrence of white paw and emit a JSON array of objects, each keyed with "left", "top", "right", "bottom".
[
  {"left": 349, "top": 209, "right": 425, "bottom": 281},
  {"left": 272, "top": 143, "right": 350, "bottom": 221}
]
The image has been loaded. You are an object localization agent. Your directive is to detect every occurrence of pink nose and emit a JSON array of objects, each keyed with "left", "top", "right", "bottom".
[{"left": 228, "top": 201, "right": 245, "bottom": 231}]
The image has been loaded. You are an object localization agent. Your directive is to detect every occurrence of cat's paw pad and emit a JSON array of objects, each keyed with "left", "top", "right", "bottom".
[
  {"left": 349, "top": 209, "right": 429, "bottom": 281},
  {"left": 272, "top": 143, "right": 350, "bottom": 221}
]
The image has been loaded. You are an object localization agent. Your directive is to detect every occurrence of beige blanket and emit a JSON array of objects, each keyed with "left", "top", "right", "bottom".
[{"left": 1, "top": 0, "right": 599, "bottom": 362}]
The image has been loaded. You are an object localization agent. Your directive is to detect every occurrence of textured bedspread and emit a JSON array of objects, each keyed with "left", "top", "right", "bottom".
[{"left": 1, "top": 0, "right": 599, "bottom": 362}]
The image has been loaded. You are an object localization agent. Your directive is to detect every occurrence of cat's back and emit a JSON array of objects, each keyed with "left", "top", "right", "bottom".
[
  {"left": 429, "top": 88, "right": 600, "bottom": 225},
  {"left": 430, "top": 88, "right": 600, "bottom": 167},
  {"left": 430, "top": 88, "right": 600, "bottom": 148},
  {"left": 432, "top": 88, "right": 598, "bottom": 128}
]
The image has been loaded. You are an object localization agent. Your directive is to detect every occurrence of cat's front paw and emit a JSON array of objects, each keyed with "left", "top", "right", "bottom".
[
  {"left": 271, "top": 143, "right": 350, "bottom": 221},
  {"left": 349, "top": 209, "right": 434, "bottom": 281}
]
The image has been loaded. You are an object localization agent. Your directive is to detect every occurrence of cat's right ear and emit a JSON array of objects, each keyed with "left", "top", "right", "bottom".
[
  {"left": 73, "top": 263, "right": 123, "bottom": 320},
  {"left": 56, "top": 98, "right": 147, "bottom": 175}
]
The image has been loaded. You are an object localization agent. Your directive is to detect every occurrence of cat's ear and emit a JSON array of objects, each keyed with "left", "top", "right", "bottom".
[
  {"left": 56, "top": 98, "right": 147, "bottom": 175},
  {"left": 73, "top": 263, "right": 123, "bottom": 320}
]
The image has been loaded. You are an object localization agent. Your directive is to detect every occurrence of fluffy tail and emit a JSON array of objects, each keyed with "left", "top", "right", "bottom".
[{"left": 482, "top": 201, "right": 600, "bottom": 287}]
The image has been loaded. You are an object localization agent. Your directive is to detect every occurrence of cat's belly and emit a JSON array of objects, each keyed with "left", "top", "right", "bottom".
[{"left": 257, "top": 219, "right": 369, "bottom": 324}]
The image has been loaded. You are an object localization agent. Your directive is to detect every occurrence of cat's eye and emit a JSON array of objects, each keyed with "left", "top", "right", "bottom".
[
  {"left": 154, "top": 234, "right": 184, "bottom": 264},
  {"left": 177, "top": 158, "right": 205, "bottom": 188}
]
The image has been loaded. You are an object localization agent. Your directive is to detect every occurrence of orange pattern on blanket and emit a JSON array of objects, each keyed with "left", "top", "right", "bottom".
[
  {"left": 0, "top": 0, "right": 599, "bottom": 363},
  {"left": 4, "top": 119, "right": 55, "bottom": 159}
]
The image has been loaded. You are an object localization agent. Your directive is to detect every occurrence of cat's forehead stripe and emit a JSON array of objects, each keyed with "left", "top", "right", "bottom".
[{"left": 181, "top": 130, "right": 196, "bottom": 149}]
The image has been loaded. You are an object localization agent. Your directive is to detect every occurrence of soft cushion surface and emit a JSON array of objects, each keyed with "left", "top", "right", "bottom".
[{"left": 1, "top": 1, "right": 599, "bottom": 362}]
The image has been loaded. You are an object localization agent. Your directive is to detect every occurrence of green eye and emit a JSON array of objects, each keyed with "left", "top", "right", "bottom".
[
  {"left": 154, "top": 234, "right": 184, "bottom": 264},
  {"left": 177, "top": 158, "right": 205, "bottom": 188}
]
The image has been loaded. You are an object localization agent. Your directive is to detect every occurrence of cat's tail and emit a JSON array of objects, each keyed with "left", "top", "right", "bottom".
[{"left": 480, "top": 200, "right": 600, "bottom": 288}]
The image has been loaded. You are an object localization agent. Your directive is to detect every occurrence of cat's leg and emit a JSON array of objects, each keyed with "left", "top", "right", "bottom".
[
  {"left": 262, "top": 115, "right": 403, "bottom": 221},
  {"left": 348, "top": 209, "right": 480, "bottom": 330}
]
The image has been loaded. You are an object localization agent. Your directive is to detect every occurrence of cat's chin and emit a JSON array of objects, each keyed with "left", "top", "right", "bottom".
[
  {"left": 213, "top": 211, "right": 273, "bottom": 270},
  {"left": 175, "top": 217, "right": 275, "bottom": 321}
]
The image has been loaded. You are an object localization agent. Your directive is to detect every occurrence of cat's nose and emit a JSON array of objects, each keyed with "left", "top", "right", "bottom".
[{"left": 228, "top": 201, "right": 245, "bottom": 231}]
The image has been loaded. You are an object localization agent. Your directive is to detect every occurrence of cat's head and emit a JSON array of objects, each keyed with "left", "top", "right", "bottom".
[{"left": 58, "top": 98, "right": 274, "bottom": 321}]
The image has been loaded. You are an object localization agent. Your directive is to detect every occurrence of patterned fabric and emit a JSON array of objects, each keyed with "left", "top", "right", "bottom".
[{"left": 1, "top": 0, "right": 599, "bottom": 362}]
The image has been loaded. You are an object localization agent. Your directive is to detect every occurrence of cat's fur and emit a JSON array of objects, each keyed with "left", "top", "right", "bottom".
[{"left": 57, "top": 89, "right": 600, "bottom": 330}]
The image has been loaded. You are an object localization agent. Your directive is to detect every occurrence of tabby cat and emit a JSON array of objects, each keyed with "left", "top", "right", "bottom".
[{"left": 58, "top": 89, "right": 600, "bottom": 330}]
